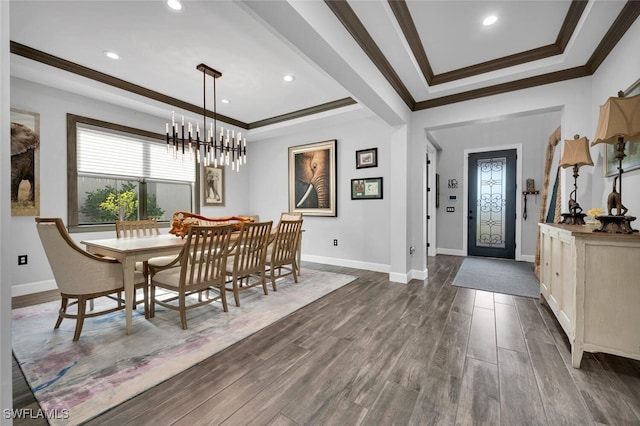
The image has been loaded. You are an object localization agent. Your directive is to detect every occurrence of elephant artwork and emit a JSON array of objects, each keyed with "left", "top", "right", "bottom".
[
  {"left": 10, "top": 109, "right": 40, "bottom": 216},
  {"left": 295, "top": 149, "right": 330, "bottom": 209},
  {"left": 289, "top": 140, "right": 337, "bottom": 216}
]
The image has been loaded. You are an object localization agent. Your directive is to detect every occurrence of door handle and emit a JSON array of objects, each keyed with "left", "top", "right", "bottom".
[{"left": 468, "top": 210, "right": 473, "bottom": 220}]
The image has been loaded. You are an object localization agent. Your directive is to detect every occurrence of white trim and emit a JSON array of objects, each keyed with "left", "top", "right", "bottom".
[
  {"left": 301, "top": 254, "right": 390, "bottom": 273},
  {"left": 463, "top": 144, "right": 523, "bottom": 259},
  {"left": 409, "top": 268, "right": 428, "bottom": 281},
  {"left": 520, "top": 254, "right": 535, "bottom": 263},
  {"left": 436, "top": 248, "right": 465, "bottom": 256},
  {"left": 12, "top": 279, "right": 57, "bottom": 297},
  {"left": 425, "top": 137, "right": 438, "bottom": 258}
]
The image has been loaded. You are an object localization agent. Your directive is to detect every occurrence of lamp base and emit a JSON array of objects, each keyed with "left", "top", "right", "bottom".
[
  {"left": 594, "top": 214, "right": 638, "bottom": 234},
  {"left": 560, "top": 212, "right": 587, "bottom": 225}
]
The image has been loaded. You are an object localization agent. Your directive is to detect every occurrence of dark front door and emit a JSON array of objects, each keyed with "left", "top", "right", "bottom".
[{"left": 467, "top": 149, "right": 516, "bottom": 259}]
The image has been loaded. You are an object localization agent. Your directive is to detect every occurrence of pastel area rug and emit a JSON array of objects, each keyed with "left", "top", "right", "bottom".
[
  {"left": 12, "top": 268, "right": 356, "bottom": 426},
  {"left": 452, "top": 256, "right": 540, "bottom": 298}
]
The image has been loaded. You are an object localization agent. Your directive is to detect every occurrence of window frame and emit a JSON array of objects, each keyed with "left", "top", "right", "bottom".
[{"left": 67, "top": 114, "right": 201, "bottom": 232}]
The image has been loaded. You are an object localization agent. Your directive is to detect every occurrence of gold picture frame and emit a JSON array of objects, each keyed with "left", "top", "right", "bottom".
[
  {"left": 11, "top": 108, "right": 40, "bottom": 216},
  {"left": 288, "top": 139, "right": 337, "bottom": 217},
  {"left": 203, "top": 165, "right": 224, "bottom": 206}
]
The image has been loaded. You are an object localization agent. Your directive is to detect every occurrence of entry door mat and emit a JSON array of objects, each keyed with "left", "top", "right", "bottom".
[
  {"left": 12, "top": 268, "right": 356, "bottom": 426},
  {"left": 452, "top": 256, "right": 539, "bottom": 298}
]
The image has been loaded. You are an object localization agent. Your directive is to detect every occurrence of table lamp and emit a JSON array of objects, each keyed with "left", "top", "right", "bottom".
[
  {"left": 590, "top": 91, "right": 640, "bottom": 233},
  {"left": 559, "top": 135, "right": 593, "bottom": 225}
]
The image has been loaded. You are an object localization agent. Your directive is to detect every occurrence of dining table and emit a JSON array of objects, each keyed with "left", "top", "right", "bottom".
[
  {"left": 82, "top": 233, "right": 187, "bottom": 334},
  {"left": 82, "top": 228, "right": 278, "bottom": 335}
]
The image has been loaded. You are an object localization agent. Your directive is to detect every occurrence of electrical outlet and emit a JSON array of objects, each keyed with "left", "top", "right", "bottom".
[
  {"left": 446, "top": 206, "right": 455, "bottom": 212},
  {"left": 333, "top": 239, "right": 338, "bottom": 246},
  {"left": 409, "top": 246, "right": 415, "bottom": 255},
  {"left": 18, "top": 255, "right": 28, "bottom": 265}
]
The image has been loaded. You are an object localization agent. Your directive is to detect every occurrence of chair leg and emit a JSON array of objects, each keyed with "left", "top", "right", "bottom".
[
  {"left": 220, "top": 283, "right": 228, "bottom": 312},
  {"left": 55, "top": 296, "right": 68, "bottom": 329},
  {"left": 142, "top": 282, "right": 149, "bottom": 319},
  {"left": 271, "top": 268, "right": 277, "bottom": 291},
  {"left": 73, "top": 296, "right": 87, "bottom": 342},
  {"left": 261, "top": 272, "right": 268, "bottom": 295},
  {"left": 149, "top": 284, "right": 156, "bottom": 318},
  {"left": 179, "top": 293, "right": 187, "bottom": 330},
  {"left": 292, "top": 263, "right": 298, "bottom": 283},
  {"left": 233, "top": 279, "right": 240, "bottom": 307}
]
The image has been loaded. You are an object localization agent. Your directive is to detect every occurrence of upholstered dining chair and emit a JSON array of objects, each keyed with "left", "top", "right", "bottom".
[
  {"left": 224, "top": 221, "right": 273, "bottom": 307},
  {"left": 266, "top": 218, "right": 303, "bottom": 291},
  {"left": 280, "top": 211, "right": 303, "bottom": 273},
  {"left": 149, "top": 224, "right": 233, "bottom": 329},
  {"left": 35, "top": 217, "right": 146, "bottom": 341}
]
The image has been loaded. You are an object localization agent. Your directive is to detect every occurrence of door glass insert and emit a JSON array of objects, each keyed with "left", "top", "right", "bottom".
[{"left": 476, "top": 157, "right": 507, "bottom": 248}]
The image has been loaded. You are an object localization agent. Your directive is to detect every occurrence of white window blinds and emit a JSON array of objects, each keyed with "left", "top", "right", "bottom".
[{"left": 77, "top": 124, "right": 195, "bottom": 182}]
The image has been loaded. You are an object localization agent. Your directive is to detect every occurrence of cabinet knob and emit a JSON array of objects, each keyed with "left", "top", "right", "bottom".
[{"left": 555, "top": 272, "right": 560, "bottom": 276}]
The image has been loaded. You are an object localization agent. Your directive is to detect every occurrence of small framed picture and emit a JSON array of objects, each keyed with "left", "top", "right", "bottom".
[
  {"left": 203, "top": 165, "right": 224, "bottom": 206},
  {"left": 355, "top": 148, "right": 378, "bottom": 169},
  {"left": 351, "top": 177, "right": 383, "bottom": 200}
]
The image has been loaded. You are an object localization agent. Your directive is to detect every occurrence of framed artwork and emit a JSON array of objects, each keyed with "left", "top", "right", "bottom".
[
  {"left": 289, "top": 139, "right": 337, "bottom": 217},
  {"left": 351, "top": 177, "right": 383, "bottom": 200},
  {"left": 604, "top": 78, "right": 640, "bottom": 176},
  {"left": 203, "top": 165, "right": 224, "bottom": 206},
  {"left": 355, "top": 148, "right": 377, "bottom": 169},
  {"left": 11, "top": 108, "right": 40, "bottom": 216}
]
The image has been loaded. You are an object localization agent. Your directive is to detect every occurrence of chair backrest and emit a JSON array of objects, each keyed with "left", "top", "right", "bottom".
[
  {"left": 270, "top": 219, "right": 303, "bottom": 266},
  {"left": 115, "top": 219, "right": 160, "bottom": 238},
  {"left": 280, "top": 211, "right": 302, "bottom": 221},
  {"left": 229, "top": 221, "right": 273, "bottom": 277},
  {"left": 178, "top": 224, "right": 233, "bottom": 289},
  {"left": 35, "top": 217, "right": 124, "bottom": 295}
]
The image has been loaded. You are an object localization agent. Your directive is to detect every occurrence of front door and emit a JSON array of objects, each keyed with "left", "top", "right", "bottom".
[{"left": 467, "top": 149, "right": 516, "bottom": 259}]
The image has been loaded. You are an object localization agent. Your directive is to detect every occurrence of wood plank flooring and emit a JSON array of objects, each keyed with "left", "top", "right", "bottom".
[{"left": 12, "top": 256, "right": 640, "bottom": 425}]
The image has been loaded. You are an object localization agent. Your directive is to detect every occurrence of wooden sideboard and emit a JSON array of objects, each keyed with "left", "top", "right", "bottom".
[{"left": 538, "top": 223, "right": 640, "bottom": 368}]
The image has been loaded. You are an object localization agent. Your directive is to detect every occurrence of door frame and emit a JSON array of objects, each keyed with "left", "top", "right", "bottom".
[
  {"left": 425, "top": 139, "right": 438, "bottom": 257},
  {"left": 463, "top": 144, "right": 523, "bottom": 260}
]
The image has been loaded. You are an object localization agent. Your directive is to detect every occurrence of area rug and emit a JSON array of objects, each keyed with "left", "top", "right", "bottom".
[
  {"left": 12, "top": 268, "right": 356, "bottom": 426},
  {"left": 451, "top": 256, "right": 539, "bottom": 298}
]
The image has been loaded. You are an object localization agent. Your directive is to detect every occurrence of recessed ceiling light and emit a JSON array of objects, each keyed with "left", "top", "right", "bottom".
[
  {"left": 283, "top": 74, "right": 295, "bottom": 82},
  {"left": 221, "top": 99, "right": 230, "bottom": 104},
  {"left": 103, "top": 51, "right": 120, "bottom": 60},
  {"left": 167, "top": 0, "right": 183, "bottom": 11},
  {"left": 483, "top": 15, "right": 498, "bottom": 26}
]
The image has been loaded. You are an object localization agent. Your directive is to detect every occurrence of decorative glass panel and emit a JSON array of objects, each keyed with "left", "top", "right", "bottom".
[{"left": 476, "top": 157, "right": 507, "bottom": 248}]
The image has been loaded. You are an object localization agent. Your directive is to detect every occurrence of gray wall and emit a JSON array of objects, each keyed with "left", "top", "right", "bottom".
[
  {"left": 248, "top": 114, "right": 393, "bottom": 270},
  {"left": 430, "top": 111, "right": 561, "bottom": 256}
]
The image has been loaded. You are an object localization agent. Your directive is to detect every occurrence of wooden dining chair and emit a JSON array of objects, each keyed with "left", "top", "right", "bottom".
[
  {"left": 149, "top": 224, "right": 233, "bottom": 329},
  {"left": 266, "top": 218, "right": 303, "bottom": 291},
  {"left": 280, "top": 212, "right": 303, "bottom": 273},
  {"left": 224, "top": 221, "right": 273, "bottom": 307},
  {"left": 116, "top": 219, "right": 156, "bottom": 317},
  {"left": 115, "top": 218, "right": 159, "bottom": 238},
  {"left": 35, "top": 217, "right": 146, "bottom": 341},
  {"left": 115, "top": 218, "right": 174, "bottom": 316}
]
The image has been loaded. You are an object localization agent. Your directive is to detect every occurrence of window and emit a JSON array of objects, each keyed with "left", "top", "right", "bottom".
[{"left": 67, "top": 114, "right": 199, "bottom": 230}]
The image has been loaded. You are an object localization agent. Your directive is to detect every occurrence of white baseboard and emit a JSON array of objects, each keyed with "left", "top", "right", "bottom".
[
  {"left": 436, "top": 248, "right": 465, "bottom": 256},
  {"left": 519, "top": 254, "right": 535, "bottom": 263},
  {"left": 302, "top": 254, "right": 390, "bottom": 273},
  {"left": 410, "top": 268, "right": 428, "bottom": 281},
  {"left": 12, "top": 279, "right": 57, "bottom": 297}
]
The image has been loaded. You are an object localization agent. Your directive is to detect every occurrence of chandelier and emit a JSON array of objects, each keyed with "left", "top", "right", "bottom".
[{"left": 165, "top": 63, "right": 247, "bottom": 171}]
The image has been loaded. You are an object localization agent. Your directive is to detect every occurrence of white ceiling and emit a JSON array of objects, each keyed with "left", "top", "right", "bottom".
[{"left": 8, "top": 0, "right": 633, "bottom": 131}]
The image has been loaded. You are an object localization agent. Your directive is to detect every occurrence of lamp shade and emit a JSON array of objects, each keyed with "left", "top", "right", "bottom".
[
  {"left": 591, "top": 93, "right": 640, "bottom": 146},
  {"left": 559, "top": 136, "right": 593, "bottom": 169}
]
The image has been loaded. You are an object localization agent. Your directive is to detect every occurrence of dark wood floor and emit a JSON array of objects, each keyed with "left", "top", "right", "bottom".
[{"left": 12, "top": 256, "right": 640, "bottom": 425}]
